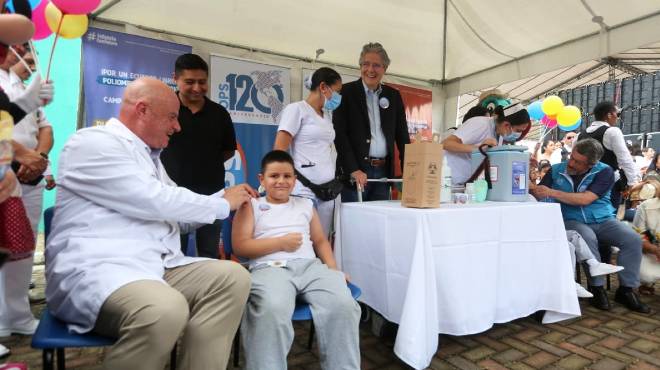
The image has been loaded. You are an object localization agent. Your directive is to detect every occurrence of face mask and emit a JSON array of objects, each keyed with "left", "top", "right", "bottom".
[
  {"left": 323, "top": 90, "right": 342, "bottom": 111},
  {"left": 502, "top": 130, "right": 521, "bottom": 142}
]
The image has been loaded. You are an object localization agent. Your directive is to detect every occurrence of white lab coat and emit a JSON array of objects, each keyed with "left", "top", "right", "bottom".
[{"left": 46, "top": 119, "right": 229, "bottom": 333}]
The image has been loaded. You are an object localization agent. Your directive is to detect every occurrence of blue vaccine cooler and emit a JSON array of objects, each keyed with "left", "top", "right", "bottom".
[{"left": 470, "top": 145, "right": 530, "bottom": 202}]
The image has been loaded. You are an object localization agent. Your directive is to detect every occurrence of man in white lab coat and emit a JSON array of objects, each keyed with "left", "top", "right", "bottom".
[{"left": 45, "top": 77, "right": 255, "bottom": 370}]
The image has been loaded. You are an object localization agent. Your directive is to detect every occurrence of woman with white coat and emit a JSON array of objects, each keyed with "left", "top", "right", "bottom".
[
  {"left": 273, "top": 67, "right": 342, "bottom": 238},
  {"left": 441, "top": 104, "right": 531, "bottom": 185}
]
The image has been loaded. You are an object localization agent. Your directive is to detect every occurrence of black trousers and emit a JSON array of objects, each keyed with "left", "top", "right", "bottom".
[{"left": 180, "top": 219, "right": 222, "bottom": 259}]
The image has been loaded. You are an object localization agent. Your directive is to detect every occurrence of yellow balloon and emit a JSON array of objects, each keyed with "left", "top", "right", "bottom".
[
  {"left": 557, "top": 105, "right": 581, "bottom": 127},
  {"left": 45, "top": 2, "right": 88, "bottom": 39},
  {"left": 541, "top": 95, "right": 564, "bottom": 117}
]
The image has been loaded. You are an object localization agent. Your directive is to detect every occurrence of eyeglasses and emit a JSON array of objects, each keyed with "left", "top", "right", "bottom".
[{"left": 360, "top": 61, "right": 384, "bottom": 70}]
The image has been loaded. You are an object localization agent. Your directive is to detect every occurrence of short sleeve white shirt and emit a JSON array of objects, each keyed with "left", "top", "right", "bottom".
[
  {"left": 277, "top": 101, "right": 337, "bottom": 197},
  {"left": 444, "top": 116, "right": 497, "bottom": 184}
]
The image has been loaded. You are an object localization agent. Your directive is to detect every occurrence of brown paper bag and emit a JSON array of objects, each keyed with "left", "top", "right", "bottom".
[{"left": 401, "top": 134, "right": 443, "bottom": 208}]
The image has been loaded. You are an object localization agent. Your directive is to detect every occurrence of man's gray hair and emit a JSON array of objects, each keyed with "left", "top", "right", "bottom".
[
  {"left": 359, "top": 42, "right": 390, "bottom": 68},
  {"left": 573, "top": 138, "right": 604, "bottom": 165}
]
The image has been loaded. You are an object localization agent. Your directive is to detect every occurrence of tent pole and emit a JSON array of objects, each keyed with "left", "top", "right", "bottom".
[{"left": 441, "top": 0, "right": 448, "bottom": 83}]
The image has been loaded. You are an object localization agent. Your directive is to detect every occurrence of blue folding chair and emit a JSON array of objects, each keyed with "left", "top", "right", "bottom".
[
  {"left": 222, "top": 214, "right": 361, "bottom": 367},
  {"left": 32, "top": 207, "right": 177, "bottom": 370}
]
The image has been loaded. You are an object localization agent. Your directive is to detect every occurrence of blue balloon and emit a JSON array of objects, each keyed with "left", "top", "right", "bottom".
[
  {"left": 528, "top": 100, "right": 544, "bottom": 121},
  {"left": 560, "top": 118, "right": 582, "bottom": 132}
]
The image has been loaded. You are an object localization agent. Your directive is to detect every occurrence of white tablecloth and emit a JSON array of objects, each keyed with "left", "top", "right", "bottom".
[{"left": 335, "top": 200, "right": 580, "bottom": 370}]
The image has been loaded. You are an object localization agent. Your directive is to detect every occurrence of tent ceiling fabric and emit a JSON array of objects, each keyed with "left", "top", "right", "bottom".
[
  {"left": 95, "top": 0, "right": 445, "bottom": 80},
  {"left": 457, "top": 40, "right": 660, "bottom": 121},
  {"left": 96, "top": 0, "right": 660, "bottom": 83}
]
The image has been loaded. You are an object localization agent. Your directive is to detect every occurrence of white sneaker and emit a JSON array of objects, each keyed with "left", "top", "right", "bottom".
[
  {"left": 0, "top": 318, "right": 39, "bottom": 337},
  {"left": 576, "top": 283, "right": 594, "bottom": 298},
  {"left": 0, "top": 343, "right": 9, "bottom": 358},
  {"left": 589, "top": 263, "right": 624, "bottom": 277}
]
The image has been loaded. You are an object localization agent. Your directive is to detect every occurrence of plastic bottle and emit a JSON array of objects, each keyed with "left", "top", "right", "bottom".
[
  {"left": 465, "top": 182, "right": 477, "bottom": 204},
  {"left": 440, "top": 156, "right": 452, "bottom": 203}
]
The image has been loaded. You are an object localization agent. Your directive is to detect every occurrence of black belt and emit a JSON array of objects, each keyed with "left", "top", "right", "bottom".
[{"left": 365, "top": 157, "right": 386, "bottom": 167}]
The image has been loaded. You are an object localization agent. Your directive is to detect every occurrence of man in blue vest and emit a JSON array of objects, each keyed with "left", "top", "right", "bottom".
[{"left": 531, "top": 138, "right": 648, "bottom": 313}]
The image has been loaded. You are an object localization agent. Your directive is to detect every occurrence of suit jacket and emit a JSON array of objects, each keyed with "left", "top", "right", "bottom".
[{"left": 333, "top": 78, "right": 409, "bottom": 179}]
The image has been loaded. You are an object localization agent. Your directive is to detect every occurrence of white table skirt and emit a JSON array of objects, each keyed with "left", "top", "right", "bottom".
[{"left": 334, "top": 200, "right": 581, "bottom": 370}]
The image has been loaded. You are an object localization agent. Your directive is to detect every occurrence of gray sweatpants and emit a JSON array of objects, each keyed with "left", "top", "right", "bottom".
[
  {"left": 566, "top": 229, "right": 598, "bottom": 269},
  {"left": 241, "top": 258, "right": 361, "bottom": 370},
  {"left": 565, "top": 219, "right": 642, "bottom": 288}
]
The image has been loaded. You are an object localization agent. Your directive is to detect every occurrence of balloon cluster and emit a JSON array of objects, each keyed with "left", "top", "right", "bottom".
[
  {"left": 31, "top": 0, "right": 100, "bottom": 40},
  {"left": 527, "top": 95, "right": 582, "bottom": 132}
]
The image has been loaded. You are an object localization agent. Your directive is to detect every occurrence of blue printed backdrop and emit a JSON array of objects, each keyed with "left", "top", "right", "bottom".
[
  {"left": 82, "top": 27, "right": 192, "bottom": 127},
  {"left": 210, "top": 55, "right": 290, "bottom": 188}
]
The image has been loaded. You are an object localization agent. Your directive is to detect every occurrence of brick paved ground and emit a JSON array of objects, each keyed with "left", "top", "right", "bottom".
[{"left": 2, "top": 244, "right": 660, "bottom": 369}]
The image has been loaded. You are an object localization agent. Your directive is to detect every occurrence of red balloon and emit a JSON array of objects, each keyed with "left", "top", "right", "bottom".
[
  {"left": 541, "top": 115, "right": 557, "bottom": 129},
  {"left": 51, "top": 0, "right": 100, "bottom": 14},
  {"left": 31, "top": 0, "right": 53, "bottom": 40}
]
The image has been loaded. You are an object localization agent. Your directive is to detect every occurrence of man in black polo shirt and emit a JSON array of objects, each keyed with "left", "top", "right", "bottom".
[{"left": 161, "top": 53, "right": 237, "bottom": 258}]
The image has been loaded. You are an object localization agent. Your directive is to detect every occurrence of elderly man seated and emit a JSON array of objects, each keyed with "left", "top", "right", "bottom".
[
  {"left": 531, "top": 138, "right": 648, "bottom": 313},
  {"left": 46, "top": 77, "right": 255, "bottom": 370}
]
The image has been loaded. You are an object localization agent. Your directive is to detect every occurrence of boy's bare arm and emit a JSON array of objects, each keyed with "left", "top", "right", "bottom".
[
  {"left": 232, "top": 202, "right": 302, "bottom": 259},
  {"left": 310, "top": 209, "right": 338, "bottom": 270}
]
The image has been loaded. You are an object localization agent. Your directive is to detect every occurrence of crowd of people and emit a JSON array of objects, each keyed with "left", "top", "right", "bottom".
[
  {"left": 0, "top": 31, "right": 405, "bottom": 368},
  {"left": 529, "top": 101, "right": 660, "bottom": 313},
  {"left": 1, "top": 5, "right": 659, "bottom": 370}
]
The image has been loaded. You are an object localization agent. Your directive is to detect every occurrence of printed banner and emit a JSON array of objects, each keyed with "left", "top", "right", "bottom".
[
  {"left": 388, "top": 83, "right": 433, "bottom": 179},
  {"left": 82, "top": 27, "right": 192, "bottom": 127},
  {"left": 388, "top": 83, "right": 433, "bottom": 141},
  {"left": 210, "top": 55, "right": 291, "bottom": 187}
]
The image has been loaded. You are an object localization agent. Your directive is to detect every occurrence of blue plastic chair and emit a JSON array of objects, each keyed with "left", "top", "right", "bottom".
[
  {"left": 222, "top": 213, "right": 362, "bottom": 367},
  {"left": 32, "top": 207, "right": 177, "bottom": 370}
]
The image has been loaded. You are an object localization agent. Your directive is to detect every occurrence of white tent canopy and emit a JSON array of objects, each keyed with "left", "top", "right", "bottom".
[
  {"left": 92, "top": 0, "right": 660, "bottom": 129},
  {"left": 457, "top": 41, "right": 660, "bottom": 122}
]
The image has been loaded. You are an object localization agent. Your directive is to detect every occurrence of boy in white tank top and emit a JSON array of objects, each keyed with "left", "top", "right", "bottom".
[{"left": 232, "top": 150, "right": 360, "bottom": 370}]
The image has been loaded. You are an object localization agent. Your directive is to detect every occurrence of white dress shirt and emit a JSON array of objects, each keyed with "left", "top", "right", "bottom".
[
  {"left": 578, "top": 121, "right": 640, "bottom": 185},
  {"left": 363, "top": 82, "right": 387, "bottom": 158},
  {"left": 46, "top": 118, "right": 230, "bottom": 333}
]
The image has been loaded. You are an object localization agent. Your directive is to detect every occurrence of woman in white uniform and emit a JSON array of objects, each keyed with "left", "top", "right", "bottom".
[
  {"left": 442, "top": 103, "right": 531, "bottom": 185},
  {"left": 273, "top": 67, "right": 342, "bottom": 238}
]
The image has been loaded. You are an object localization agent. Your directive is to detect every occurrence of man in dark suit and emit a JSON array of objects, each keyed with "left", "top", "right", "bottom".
[{"left": 333, "top": 42, "right": 409, "bottom": 201}]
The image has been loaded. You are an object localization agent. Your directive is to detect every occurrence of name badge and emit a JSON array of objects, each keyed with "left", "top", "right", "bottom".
[{"left": 259, "top": 203, "right": 271, "bottom": 211}]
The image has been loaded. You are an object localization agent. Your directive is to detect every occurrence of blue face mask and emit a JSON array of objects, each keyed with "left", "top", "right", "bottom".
[
  {"left": 323, "top": 91, "right": 342, "bottom": 111},
  {"left": 503, "top": 130, "right": 522, "bottom": 142}
]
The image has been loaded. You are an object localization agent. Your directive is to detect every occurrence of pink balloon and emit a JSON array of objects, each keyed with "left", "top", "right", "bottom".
[
  {"left": 32, "top": 0, "right": 53, "bottom": 40},
  {"left": 51, "top": 0, "right": 101, "bottom": 14},
  {"left": 541, "top": 115, "right": 557, "bottom": 129}
]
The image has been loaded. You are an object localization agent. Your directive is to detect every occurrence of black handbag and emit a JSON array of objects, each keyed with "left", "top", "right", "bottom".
[{"left": 295, "top": 169, "right": 344, "bottom": 201}]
